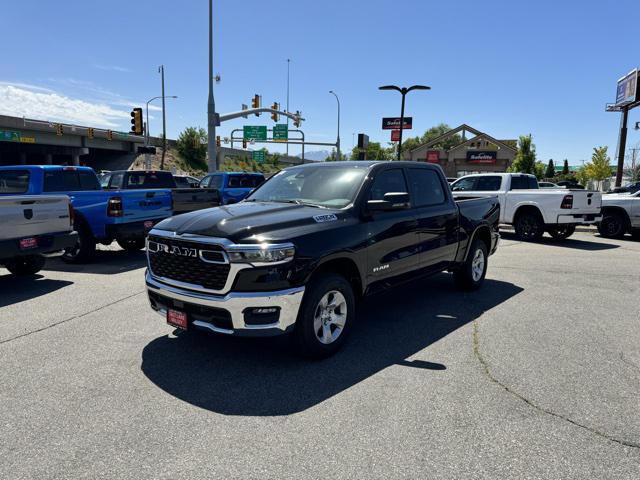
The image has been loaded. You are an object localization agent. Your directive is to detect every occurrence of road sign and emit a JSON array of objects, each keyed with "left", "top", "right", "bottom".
[
  {"left": 382, "top": 117, "right": 413, "bottom": 130},
  {"left": 19, "top": 136, "right": 36, "bottom": 143},
  {"left": 252, "top": 150, "right": 266, "bottom": 162},
  {"left": 0, "top": 129, "right": 21, "bottom": 142},
  {"left": 243, "top": 125, "right": 267, "bottom": 141},
  {"left": 391, "top": 129, "right": 400, "bottom": 142},
  {"left": 273, "top": 124, "right": 288, "bottom": 142}
]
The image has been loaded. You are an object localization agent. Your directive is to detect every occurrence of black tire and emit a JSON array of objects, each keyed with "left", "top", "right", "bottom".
[
  {"left": 547, "top": 225, "right": 576, "bottom": 240},
  {"left": 598, "top": 212, "right": 627, "bottom": 239},
  {"left": 514, "top": 211, "right": 544, "bottom": 241},
  {"left": 62, "top": 222, "right": 96, "bottom": 263},
  {"left": 117, "top": 238, "right": 145, "bottom": 251},
  {"left": 631, "top": 229, "right": 640, "bottom": 241},
  {"left": 4, "top": 255, "right": 46, "bottom": 276},
  {"left": 293, "top": 274, "right": 355, "bottom": 359},
  {"left": 453, "top": 239, "right": 488, "bottom": 291}
]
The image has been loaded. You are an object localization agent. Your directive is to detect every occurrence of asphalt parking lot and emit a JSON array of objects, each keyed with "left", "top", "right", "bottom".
[{"left": 1, "top": 232, "right": 639, "bottom": 479}]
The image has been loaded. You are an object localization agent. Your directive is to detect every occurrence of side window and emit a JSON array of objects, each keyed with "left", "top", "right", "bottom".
[
  {"left": 100, "top": 174, "right": 111, "bottom": 188},
  {"left": 369, "top": 169, "right": 408, "bottom": 201},
  {"left": 227, "top": 176, "right": 240, "bottom": 188},
  {"left": 43, "top": 171, "right": 81, "bottom": 192},
  {"left": 209, "top": 175, "right": 223, "bottom": 189},
  {"left": 528, "top": 176, "right": 539, "bottom": 189},
  {"left": 510, "top": 175, "right": 535, "bottom": 190},
  {"left": 200, "top": 176, "right": 211, "bottom": 187},
  {"left": 475, "top": 176, "right": 502, "bottom": 191},
  {"left": 408, "top": 168, "right": 446, "bottom": 207},
  {"left": 451, "top": 177, "right": 477, "bottom": 192},
  {"left": 109, "top": 172, "right": 124, "bottom": 189}
]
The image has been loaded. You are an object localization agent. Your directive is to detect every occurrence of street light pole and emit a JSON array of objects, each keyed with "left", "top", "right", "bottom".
[
  {"left": 379, "top": 84, "right": 431, "bottom": 161},
  {"left": 146, "top": 95, "right": 178, "bottom": 146},
  {"left": 207, "top": 0, "right": 217, "bottom": 173},
  {"left": 286, "top": 58, "right": 290, "bottom": 157},
  {"left": 329, "top": 91, "right": 341, "bottom": 161},
  {"left": 159, "top": 65, "right": 168, "bottom": 170}
]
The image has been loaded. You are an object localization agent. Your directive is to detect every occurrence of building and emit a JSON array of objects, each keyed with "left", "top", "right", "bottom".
[{"left": 404, "top": 124, "right": 517, "bottom": 178}]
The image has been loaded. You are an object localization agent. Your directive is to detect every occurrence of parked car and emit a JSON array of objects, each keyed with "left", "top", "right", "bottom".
[
  {"left": 450, "top": 173, "right": 601, "bottom": 240},
  {"left": 598, "top": 190, "right": 640, "bottom": 238},
  {"left": 101, "top": 170, "right": 220, "bottom": 214},
  {"left": 446, "top": 177, "right": 458, "bottom": 184},
  {"left": 607, "top": 181, "right": 640, "bottom": 195},
  {"left": 199, "top": 172, "right": 265, "bottom": 205},
  {"left": 538, "top": 181, "right": 565, "bottom": 188},
  {"left": 173, "top": 175, "right": 201, "bottom": 189},
  {"left": 145, "top": 161, "right": 500, "bottom": 358},
  {"left": 0, "top": 166, "right": 172, "bottom": 262},
  {"left": 0, "top": 169, "right": 77, "bottom": 275},
  {"left": 556, "top": 180, "right": 585, "bottom": 189}
]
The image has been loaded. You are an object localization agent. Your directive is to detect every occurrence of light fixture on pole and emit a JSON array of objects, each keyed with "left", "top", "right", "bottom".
[
  {"left": 145, "top": 95, "right": 177, "bottom": 146},
  {"left": 379, "top": 84, "right": 430, "bottom": 160},
  {"left": 329, "top": 91, "right": 341, "bottom": 161}
]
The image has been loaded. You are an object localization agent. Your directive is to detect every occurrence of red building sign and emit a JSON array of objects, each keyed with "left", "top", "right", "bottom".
[{"left": 426, "top": 150, "right": 440, "bottom": 163}]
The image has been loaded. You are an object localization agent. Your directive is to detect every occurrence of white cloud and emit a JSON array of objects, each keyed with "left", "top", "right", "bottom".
[
  {"left": 93, "top": 64, "right": 131, "bottom": 73},
  {"left": 0, "top": 84, "right": 129, "bottom": 128}
]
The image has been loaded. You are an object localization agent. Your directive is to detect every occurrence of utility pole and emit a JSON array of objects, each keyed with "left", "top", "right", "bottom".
[
  {"left": 286, "top": 58, "right": 290, "bottom": 157},
  {"left": 159, "top": 65, "right": 167, "bottom": 170},
  {"left": 329, "top": 91, "right": 341, "bottom": 161},
  {"left": 615, "top": 107, "right": 629, "bottom": 187},
  {"left": 207, "top": 0, "right": 217, "bottom": 172}
]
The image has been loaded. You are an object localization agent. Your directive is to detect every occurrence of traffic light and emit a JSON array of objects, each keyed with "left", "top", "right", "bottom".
[
  {"left": 242, "top": 138, "right": 247, "bottom": 149},
  {"left": 130, "top": 108, "right": 143, "bottom": 135},
  {"left": 87, "top": 127, "right": 94, "bottom": 139},
  {"left": 216, "top": 135, "right": 221, "bottom": 147},
  {"left": 271, "top": 103, "right": 280, "bottom": 122},
  {"left": 293, "top": 111, "right": 301, "bottom": 128},
  {"left": 251, "top": 94, "right": 261, "bottom": 116},
  {"left": 107, "top": 130, "right": 113, "bottom": 141},
  {"left": 56, "top": 124, "right": 63, "bottom": 136}
]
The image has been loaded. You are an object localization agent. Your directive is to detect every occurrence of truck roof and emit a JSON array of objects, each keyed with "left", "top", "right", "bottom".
[{"left": 0, "top": 165, "right": 95, "bottom": 172}]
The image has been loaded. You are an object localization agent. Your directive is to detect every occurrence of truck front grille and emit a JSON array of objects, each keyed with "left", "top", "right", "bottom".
[{"left": 147, "top": 235, "right": 230, "bottom": 291}]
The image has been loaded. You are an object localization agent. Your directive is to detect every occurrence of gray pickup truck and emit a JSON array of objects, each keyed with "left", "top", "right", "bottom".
[
  {"left": 101, "top": 170, "right": 220, "bottom": 214},
  {"left": 0, "top": 172, "right": 77, "bottom": 275}
]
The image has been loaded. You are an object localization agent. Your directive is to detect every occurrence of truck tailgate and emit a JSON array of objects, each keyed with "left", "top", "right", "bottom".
[
  {"left": 172, "top": 188, "right": 220, "bottom": 214},
  {"left": 116, "top": 189, "right": 172, "bottom": 221},
  {"left": 0, "top": 195, "right": 71, "bottom": 240},
  {"left": 567, "top": 190, "right": 601, "bottom": 214}
]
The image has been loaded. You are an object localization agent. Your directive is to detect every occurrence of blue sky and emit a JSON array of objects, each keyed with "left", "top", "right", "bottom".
[{"left": 1, "top": 0, "right": 638, "bottom": 163}]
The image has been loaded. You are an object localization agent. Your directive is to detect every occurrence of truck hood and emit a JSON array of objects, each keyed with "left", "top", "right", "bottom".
[{"left": 153, "top": 201, "right": 342, "bottom": 243}]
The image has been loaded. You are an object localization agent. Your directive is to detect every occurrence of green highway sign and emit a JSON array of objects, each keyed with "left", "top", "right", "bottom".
[
  {"left": 252, "top": 150, "right": 266, "bottom": 163},
  {"left": 243, "top": 125, "right": 267, "bottom": 141},
  {"left": 273, "top": 124, "right": 288, "bottom": 142},
  {"left": 0, "top": 129, "right": 21, "bottom": 142}
]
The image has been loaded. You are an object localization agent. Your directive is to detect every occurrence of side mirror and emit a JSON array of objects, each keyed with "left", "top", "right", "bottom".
[{"left": 367, "top": 192, "right": 410, "bottom": 212}]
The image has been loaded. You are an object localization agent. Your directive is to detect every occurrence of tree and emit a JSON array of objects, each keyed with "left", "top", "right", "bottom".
[
  {"left": 325, "top": 149, "right": 347, "bottom": 161},
  {"left": 176, "top": 127, "right": 207, "bottom": 170},
  {"left": 350, "top": 141, "right": 393, "bottom": 161},
  {"left": 584, "top": 146, "right": 612, "bottom": 189},
  {"left": 562, "top": 159, "right": 569, "bottom": 175},
  {"left": 545, "top": 159, "right": 555, "bottom": 179},
  {"left": 401, "top": 123, "right": 462, "bottom": 154},
  {"left": 534, "top": 161, "right": 546, "bottom": 180},
  {"left": 508, "top": 134, "right": 537, "bottom": 174}
]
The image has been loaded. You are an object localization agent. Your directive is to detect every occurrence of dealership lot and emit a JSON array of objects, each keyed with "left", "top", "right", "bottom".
[{"left": 1, "top": 232, "right": 639, "bottom": 479}]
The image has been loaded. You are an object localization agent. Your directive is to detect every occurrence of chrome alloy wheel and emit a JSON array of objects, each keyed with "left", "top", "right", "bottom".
[
  {"left": 471, "top": 248, "right": 485, "bottom": 282},
  {"left": 313, "top": 290, "right": 347, "bottom": 345}
]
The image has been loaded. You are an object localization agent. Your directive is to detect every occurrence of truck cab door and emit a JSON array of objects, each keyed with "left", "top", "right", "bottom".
[
  {"left": 365, "top": 168, "right": 421, "bottom": 290},
  {"left": 406, "top": 167, "right": 458, "bottom": 272}
]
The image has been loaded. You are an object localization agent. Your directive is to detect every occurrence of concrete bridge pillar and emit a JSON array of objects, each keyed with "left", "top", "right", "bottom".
[
  {"left": 19, "top": 152, "right": 27, "bottom": 165},
  {"left": 45, "top": 153, "right": 53, "bottom": 165},
  {"left": 72, "top": 153, "right": 80, "bottom": 166}
]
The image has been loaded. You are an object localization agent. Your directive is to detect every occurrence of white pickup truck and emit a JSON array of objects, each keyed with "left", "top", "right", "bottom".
[
  {"left": 451, "top": 173, "right": 602, "bottom": 240},
  {"left": 0, "top": 188, "right": 77, "bottom": 275},
  {"left": 598, "top": 190, "right": 640, "bottom": 239}
]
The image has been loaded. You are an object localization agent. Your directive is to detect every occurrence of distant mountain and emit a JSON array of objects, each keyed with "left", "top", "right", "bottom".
[{"left": 298, "top": 150, "right": 331, "bottom": 161}]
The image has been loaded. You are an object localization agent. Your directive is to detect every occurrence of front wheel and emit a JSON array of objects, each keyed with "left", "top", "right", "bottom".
[
  {"left": 598, "top": 213, "right": 626, "bottom": 239},
  {"left": 548, "top": 225, "right": 576, "bottom": 240},
  {"left": 453, "top": 239, "right": 488, "bottom": 290},
  {"left": 293, "top": 274, "right": 355, "bottom": 359},
  {"left": 4, "top": 255, "right": 46, "bottom": 275},
  {"left": 117, "top": 238, "right": 146, "bottom": 251}
]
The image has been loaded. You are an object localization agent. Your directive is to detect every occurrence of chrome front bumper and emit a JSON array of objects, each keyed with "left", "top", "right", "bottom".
[{"left": 145, "top": 271, "right": 305, "bottom": 337}]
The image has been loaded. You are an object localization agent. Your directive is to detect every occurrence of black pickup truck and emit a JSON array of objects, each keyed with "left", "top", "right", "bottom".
[
  {"left": 145, "top": 161, "right": 500, "bottom": 357},
  {"left": 101, "top": 170, "right": 220, "bottom": 214}
]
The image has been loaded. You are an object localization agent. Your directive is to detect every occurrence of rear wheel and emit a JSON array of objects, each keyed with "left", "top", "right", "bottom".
[
  {"left": 4, "top": 255, "right": 46, "bottom": 275},
  {"left": 62, "top": 222, "right": 96, "bottom": 263},
  {"left": 453, "top": 239, "right": 488, "bottom": 291},
  {"left": 117, "top": 238, "right": 145, "bottom": 251},
  {"left": 547, "top": 225, "right": 576, "bottom": 240},
  {"left": 598, "top": 213, "right": 626, "bottom": 239},
  {"left": 514, "top": 211, "right": 544, "bottom": 241},
  {"left": 293, "top": 274, "right": 355, "bottom": 359}
]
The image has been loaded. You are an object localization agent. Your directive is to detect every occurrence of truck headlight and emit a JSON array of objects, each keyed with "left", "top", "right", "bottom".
[{"left": 227, "top": 243, "right": 295, "bottom": 264}]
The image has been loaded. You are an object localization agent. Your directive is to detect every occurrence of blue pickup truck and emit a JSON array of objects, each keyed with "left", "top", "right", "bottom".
[
  {"left": 0, "top": 166, "right": 172, "bottom": 262},
  {"left": 199, "top": 172, "right": 265, "bottom": 205}
]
